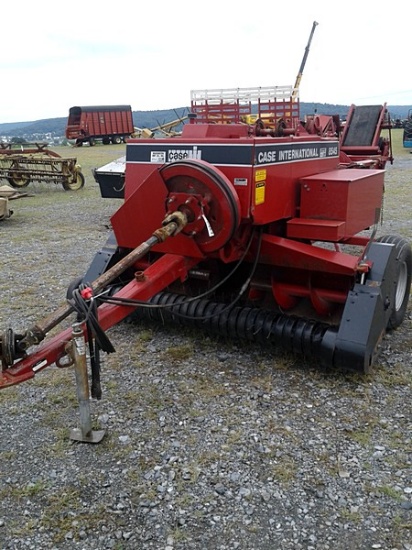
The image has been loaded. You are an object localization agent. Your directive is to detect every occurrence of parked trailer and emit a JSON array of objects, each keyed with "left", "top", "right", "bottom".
[{"left": 65, "top": 105, "right": 135, "bottom": 147}]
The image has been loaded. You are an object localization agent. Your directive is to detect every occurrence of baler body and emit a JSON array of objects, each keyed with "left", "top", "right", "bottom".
[{"left": 104, "top": 123, "right": 386, "bottom": 339}]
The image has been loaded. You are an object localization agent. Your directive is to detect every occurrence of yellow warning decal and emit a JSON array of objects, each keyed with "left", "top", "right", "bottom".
[
  {"left": 255, "top": 169, "right": 266, "bottom": 182},
  {"left": 255, "top": 181, "right": 265, "bottom": 205}
]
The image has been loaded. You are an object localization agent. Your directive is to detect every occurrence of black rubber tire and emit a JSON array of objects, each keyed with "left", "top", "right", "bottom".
[
  {"left": 62, "top": 171, "right": 85, "bottom": 191},
  {"left": 112, "top": 136, "right": 122, "bottom": 144},
  {"left": 8, "top": 172, "right": 30, "bottom": 188},
  {"left": 377, "top": 235, "right": 412, "bottom": 330}
]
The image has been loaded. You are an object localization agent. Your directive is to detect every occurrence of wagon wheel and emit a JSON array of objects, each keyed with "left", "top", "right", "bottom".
[
  {"left": 62, "top": 171, "right": 85, "bottom": 191},
  {"left": 112, "top": 136, "right": 122, "bottom": 144},
  {"left": 8, "top": 172, "right": 30, "bottom": 188}
]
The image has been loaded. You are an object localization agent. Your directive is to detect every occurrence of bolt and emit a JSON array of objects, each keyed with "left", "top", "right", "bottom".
[{"left": 134, "top": 271, "right": 145, "bottom": 282}]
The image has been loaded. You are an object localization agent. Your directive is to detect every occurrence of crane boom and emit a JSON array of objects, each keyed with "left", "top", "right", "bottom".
[{"left": 292, "top": 21, "right": 318, "bottom": 100}]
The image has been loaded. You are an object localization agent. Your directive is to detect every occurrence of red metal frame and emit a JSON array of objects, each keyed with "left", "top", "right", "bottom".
[{"left": 190, "top": 86, "right": 300, "bottom": 129}]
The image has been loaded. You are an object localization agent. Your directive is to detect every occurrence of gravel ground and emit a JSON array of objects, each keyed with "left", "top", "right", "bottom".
[{"left": 0, "top": 144, "right": 411, "bottom": 550}]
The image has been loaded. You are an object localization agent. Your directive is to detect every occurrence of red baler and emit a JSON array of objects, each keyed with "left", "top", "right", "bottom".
[{"left": 0, "top": 90, "right": 410, "bottom": 395}]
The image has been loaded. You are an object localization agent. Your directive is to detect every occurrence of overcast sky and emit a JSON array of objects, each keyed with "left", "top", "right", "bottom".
[{"left": 1, "top": 0, "right": 410, "bottom": 124}]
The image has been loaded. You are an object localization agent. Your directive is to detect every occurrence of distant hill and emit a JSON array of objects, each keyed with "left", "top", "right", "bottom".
[{"left": 1, "top": 103, "right": 411, "bottom": 139}]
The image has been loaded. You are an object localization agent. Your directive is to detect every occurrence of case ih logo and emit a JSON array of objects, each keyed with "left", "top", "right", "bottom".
[{"left": 168, "top": 147, "right": 202, "bottom": 162}]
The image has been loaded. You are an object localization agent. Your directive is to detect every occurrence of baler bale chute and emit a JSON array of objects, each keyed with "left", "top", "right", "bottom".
[{"left": 0, "top": 85, "right": 411, "bottom": 396}]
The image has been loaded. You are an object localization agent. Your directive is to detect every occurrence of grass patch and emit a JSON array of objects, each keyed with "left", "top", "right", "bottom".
[
  {"left": 269, "top": 456, "right": 297, "bottom": 485},
  {"left": 377, "top": 485, "right": 403, "bottom": 501},
  {"left": 164, "top": 343, "right": 194, "bottom": 362}
]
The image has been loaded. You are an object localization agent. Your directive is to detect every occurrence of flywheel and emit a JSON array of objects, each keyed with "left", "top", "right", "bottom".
[{"left": 160, "top": 160, "right": 241, "bottom": 254}]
